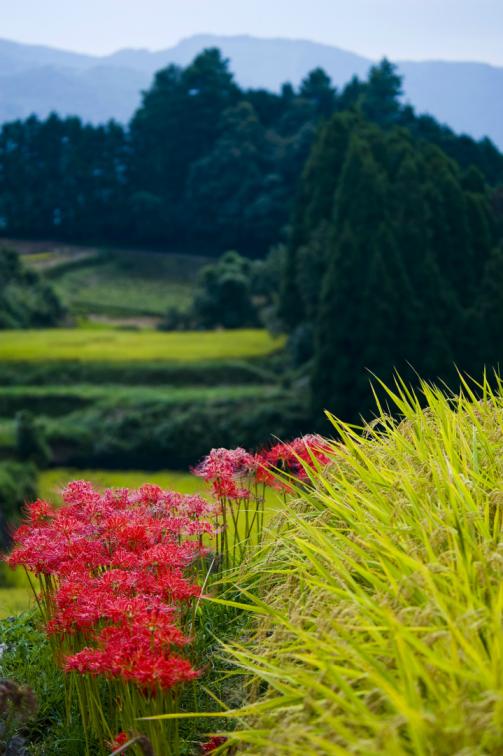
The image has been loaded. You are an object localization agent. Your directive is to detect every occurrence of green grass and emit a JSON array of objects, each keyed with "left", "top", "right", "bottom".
[
  {"left": 0, "top": 584, "right": 36, "bottom": 618},
  {"left": 38, "top": 468, "right": 207, "bottom": 502},
  {"left": 0, "top": 329, "right": 284, "bottom": 362},
  {"left": 51, "top": 250, "right": 209, "bottom": 317},
  {"left": 216, "top": 376, "right": 503, "bottom": 754},
  {"left": 23, "top": 250, "right": 60, "bottom": 265}
]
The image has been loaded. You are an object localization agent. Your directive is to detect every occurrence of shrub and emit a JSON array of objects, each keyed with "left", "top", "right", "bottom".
[
  {"left": 0, "top": 248, "right": 64, "bottom": 329},
  {"left": 45, "top": 396, "right": 309, "bottom": 469},
  {"left": 15, "top": 411, "right": 51, "bottom": 467},
  {"left": 0, "top": 462, "right": 37, "bottom": 551},
  {"left": 220, "top": 377, "right": 503, "bottom": 754}
]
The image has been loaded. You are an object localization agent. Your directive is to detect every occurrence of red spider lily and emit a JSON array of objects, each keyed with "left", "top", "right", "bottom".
[
  {"left": 109, "top": 731, "right": 129, "bottom": 750},
  {"left": 257, "top": 434, "right": 333, "bottom": 486},
  {"left": 65, "top": 622, "right": 198, "bottom": 691},
  {"left": 194, "top": 447, "right": 257, "bottom": 500},
  {"left": 201, "top": 735, "right": 228, "bottom": 753}
]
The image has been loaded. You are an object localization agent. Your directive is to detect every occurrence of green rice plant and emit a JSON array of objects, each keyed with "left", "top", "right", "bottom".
[{"left": 196, "top": 375, "right": 503, "bottom": 754}]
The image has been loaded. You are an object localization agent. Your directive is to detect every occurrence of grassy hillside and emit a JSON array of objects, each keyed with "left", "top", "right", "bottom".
[
  {"left": 50, "top": 249, "right": 209, "bottom": 318},
  {"left": 0, "top": 328, "right": 284, "bottom": 362},
  {"left": 222, "top": 378, "right": 503, "bottom": 754}
]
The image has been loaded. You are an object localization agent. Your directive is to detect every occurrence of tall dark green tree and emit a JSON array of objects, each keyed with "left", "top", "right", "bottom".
[
  {"left": 286, "top": 110, "right": 503, "bottom": 422},
  {"left": 129, "top": 49, "right": 240, "bottom": 241},
  {"left": 362, "top": 58, "right": 403, "bottom": 126},
  {"left": 299, "top": 68, "right": 338, "bottom": 118}
]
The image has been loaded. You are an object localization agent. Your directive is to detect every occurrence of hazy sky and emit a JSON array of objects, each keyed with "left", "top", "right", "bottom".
[{"left": 1, "top": 0, "right": 502, "bottom": 65}]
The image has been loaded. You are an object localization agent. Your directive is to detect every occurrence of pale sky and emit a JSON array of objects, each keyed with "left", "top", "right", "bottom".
[{"left": 1, "top": 0, "right": 502, "bottom": 65}]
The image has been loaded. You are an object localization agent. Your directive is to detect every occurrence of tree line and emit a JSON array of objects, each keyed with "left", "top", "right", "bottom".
[{"left": 0, "top": 51, "right": 502, "bottom": 257}]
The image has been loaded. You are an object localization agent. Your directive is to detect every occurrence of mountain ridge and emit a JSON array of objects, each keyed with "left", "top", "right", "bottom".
[{"left": 0, "top": 34, "right": 501, "bottom": 148}]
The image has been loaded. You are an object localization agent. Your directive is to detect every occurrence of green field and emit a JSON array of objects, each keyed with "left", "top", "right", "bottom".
[
  {"left": 0, "top": 329, "right": 284, "bottom": 362},
  {"left": 51, "top": 250, "right": 209, "bottom": 317},
  {"left": 0, "top": 384, "right": 280, "bottom": 415},
  {"left": 38, "top": 468, "right": 207, "bottom": 501}
]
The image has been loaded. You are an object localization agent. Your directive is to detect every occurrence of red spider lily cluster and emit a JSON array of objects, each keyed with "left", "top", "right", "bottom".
[
  {"left": 193, "top": 435, "right": 333, "bottom": 567},
  {"left": 256, "top": 434, "right": 334, "bottom": 487},
  {"left": 6, "top": 435, "right": 334, "bottom": 754},
  {"left": 194, "top": 435, "right": 332, "bottom": 495},
  {"left": 7, "top": 481, "right": 219, "bottom": 753}
]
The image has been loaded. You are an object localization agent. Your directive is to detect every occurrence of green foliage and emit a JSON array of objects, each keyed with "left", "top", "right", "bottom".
[
  {"left": 220, "top": 377, "right": 503, "bottom": 754},
  {"left": 43, "top": 393, "right": 308, "bottom": 470},
  {"left": 191, "top": 251, "right": 258, "bottom": 329},
  {"left": 0, "top": 357, "right": 280, "bottom": 388},
  {"left": 178, "top": 248, "right": 286, "bottom": 331},
  {"left": 361, "top": 58, "right": 403, "bottom": 126},
  {"left": 0, "top": 384, "right": 280, "bottom": 418},
  {"left": 0, "top": 248, "right": 64, "bottom": 329},
  {"left": 1, "top": 52, "right": 501, "bottom": 258}
]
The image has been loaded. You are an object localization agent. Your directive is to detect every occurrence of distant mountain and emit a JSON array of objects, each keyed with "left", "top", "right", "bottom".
[{"left": 0, "top": 34, "right": 502, "bottom": 148}]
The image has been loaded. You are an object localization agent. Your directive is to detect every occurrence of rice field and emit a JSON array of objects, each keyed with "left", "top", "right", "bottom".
[
  {"left": 52, "top": 255, "right": 203, "bottom": 317},
  {"left": 0, "top": 328, "right": 284, "bottom": 362}
]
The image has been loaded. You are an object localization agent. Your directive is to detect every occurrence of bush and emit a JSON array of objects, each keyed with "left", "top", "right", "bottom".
[
  {"left": 222, "top": 377, "right": 503, "bottom": 754},
  {"left": 0, "top": 248, "right": 64, "bottom": 329},
  {"left": 15, "top": 411, "right": 51, "bottom": 467}
]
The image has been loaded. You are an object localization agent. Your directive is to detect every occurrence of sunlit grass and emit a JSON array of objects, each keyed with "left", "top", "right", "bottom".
[{"left": 0, "top": 329, "right": 284, "bottom": 362}]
